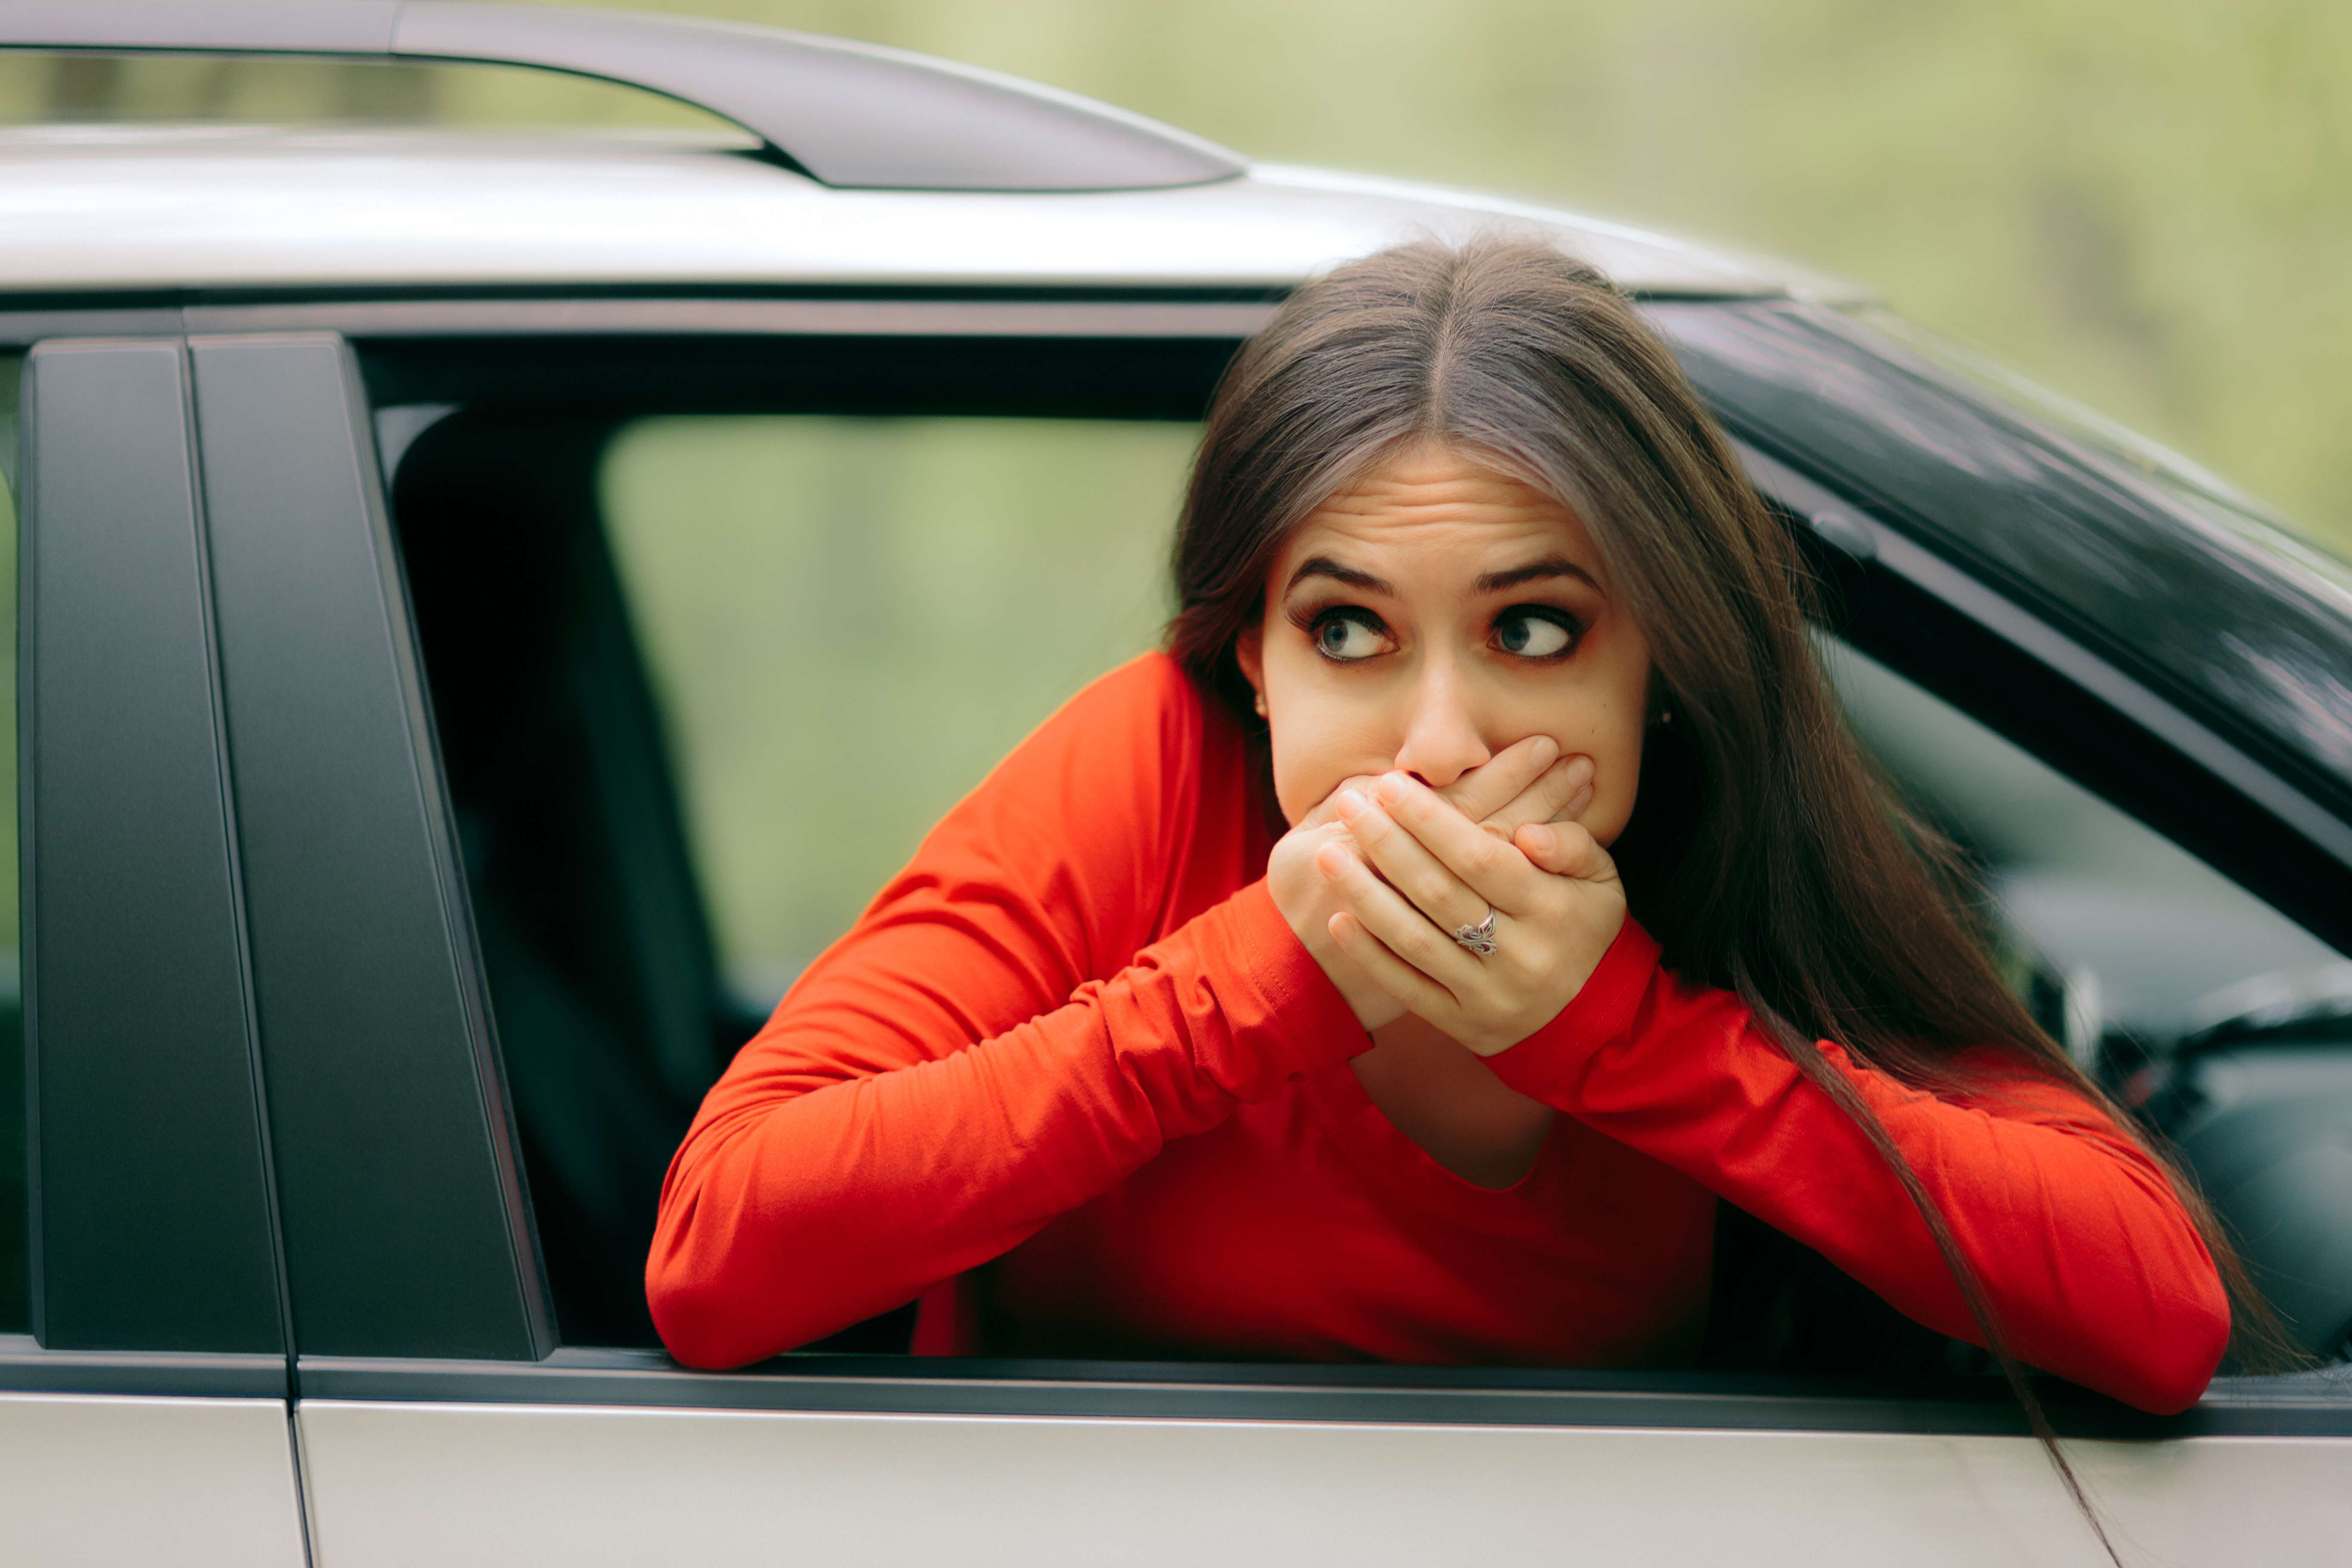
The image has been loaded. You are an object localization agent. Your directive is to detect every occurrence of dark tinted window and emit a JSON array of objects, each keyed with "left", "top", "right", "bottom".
[
  {"left": 1826, "top": 634, "right": 2336, "bottom": 1058},
  {"left": 1651, "top": 300, "right": 2352, "bottom": 815}
]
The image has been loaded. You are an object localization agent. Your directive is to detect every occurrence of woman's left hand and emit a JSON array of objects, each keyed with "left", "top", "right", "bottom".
[{"left": 1320, "top": 772, "right": 1627, "bottom": 1057}]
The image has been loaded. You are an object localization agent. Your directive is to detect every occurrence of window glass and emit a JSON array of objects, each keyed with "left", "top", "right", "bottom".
[
  {"left": 1655, "top": 302, "right": 2352, "bottom": 793},
  {"left": 1852, "top": 304, "right": 2352, "bottom": 577},
  {"left": 0, "top": 356, "right": 22, "bottom": 1334},
  {"left": 601, "top": 416, "right": 1200, "bottom": 1008},
  {"left": 1821, "top": 635, "right": 2342, "bottom": 1068}
]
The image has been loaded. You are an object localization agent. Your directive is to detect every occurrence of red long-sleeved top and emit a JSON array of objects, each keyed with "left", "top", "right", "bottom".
[{"left": 647, "top": 651, "right": 2229, "bottom": 1412}]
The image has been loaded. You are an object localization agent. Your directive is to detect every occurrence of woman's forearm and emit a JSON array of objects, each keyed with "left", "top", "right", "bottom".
[
  {"left": 646, "top": 879, "right": 1363, "bottom": 1369},
  {"left": 1487, "top": 921, "right": 2231, "bottom": 1414}
]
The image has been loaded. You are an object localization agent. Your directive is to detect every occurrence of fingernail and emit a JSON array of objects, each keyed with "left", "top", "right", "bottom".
[
  {"left": 1565, "top": 784, "right": 1593, "bottom": 818},
  {"left": 1315, "top": 842, "right": 1352, "bottom": 879},
  {"left": 1565, "top": 755, "right": 1595, "bottom": 788},
  {"left": 1333, "top": 788, "right": 1367, "bottom": 823},
  {"left": 1376, "top": 771, "right": 1412, "bottom": 805},
  {"left": 1528, "top": 735, "right": 1558, "bottom": 764}
]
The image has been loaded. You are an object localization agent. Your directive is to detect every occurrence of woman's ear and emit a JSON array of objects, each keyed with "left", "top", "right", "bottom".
[
  {"left": 1236, "top": 627, "right": 1268, "bottom": 719},
  {"left": 1643, "top": 668, "right": 1672, "bottom": 729}
]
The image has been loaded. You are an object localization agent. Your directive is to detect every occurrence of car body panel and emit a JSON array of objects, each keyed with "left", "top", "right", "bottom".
[
  {"left": 0, "top": 1393, "right": 306, "bottom": 1567},
  {"left": 292, "top": 1399, "right": 2351, "bottom": 1568},
  {"left": 0, "top": 127, "right": 1788, "bottom": 298}
]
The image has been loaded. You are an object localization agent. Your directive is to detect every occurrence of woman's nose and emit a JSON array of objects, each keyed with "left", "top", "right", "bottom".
[{"left": 1390, "top": 663, "right": 1494, "bottom": 789}]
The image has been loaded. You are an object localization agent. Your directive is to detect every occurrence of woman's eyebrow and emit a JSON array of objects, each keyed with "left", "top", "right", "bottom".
[
  {"left": 1284, "top": 555, "right": 1392, "bottom": 595},
  {"left": 1284, "top": 553, "right": 1602, "bottom": 597},
  {"left": 1475, "top": 554, "right": 1604, "bottom": 595}
]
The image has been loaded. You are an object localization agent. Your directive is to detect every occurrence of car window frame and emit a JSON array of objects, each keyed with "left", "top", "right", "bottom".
[
  {"left": 352, "top": 297, "right": 2351, "bottom": 1435},
  {"left": 6, "top": 294, "right": 2345, "bottom": 1433}
]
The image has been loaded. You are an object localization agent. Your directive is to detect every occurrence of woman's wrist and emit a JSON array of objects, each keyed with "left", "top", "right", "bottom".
[
  {"left": 1266, "top": 818, "right": 1407, "bottom": 1032},
  {"left": 1314, "top": 773, "right": 1630, "bottom": 1057},
  {"left": 1481, "top": 916, "right": 1663, "bottom": 1095}
]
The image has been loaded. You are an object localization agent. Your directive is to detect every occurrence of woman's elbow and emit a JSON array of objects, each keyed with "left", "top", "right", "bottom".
[
  {"left": 645, "top": 1232, "right": 763, "bottom": 1369},
  {"left": 2104, "top": 1277, "right": 2231, "bottom": 1416},
  {"left": 644, "top": 1185, "right": 783, "bottom": 1369},
  {"left": 648, "top": 1280, "right": 770, "bottom": 1370},
  {"left": 646, "top": 1183, "right": 880, "bottom": 1368}
]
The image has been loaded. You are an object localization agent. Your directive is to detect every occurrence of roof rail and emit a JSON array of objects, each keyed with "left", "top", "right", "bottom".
[{"left": 0, "top": 0, "right": 1248, "bottom": 192}]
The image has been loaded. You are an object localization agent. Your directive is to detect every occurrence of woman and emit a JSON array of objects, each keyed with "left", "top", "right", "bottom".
[{"left": 646, "top": 239, "right": 2245, "bottom": 1421}]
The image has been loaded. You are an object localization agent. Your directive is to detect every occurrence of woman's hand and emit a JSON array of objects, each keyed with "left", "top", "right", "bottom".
[
  {"left": 1268, "top": 737, "right": 1594, "bottom": 1032},
  {"left": 1319, "top": 771, "right": 1626, "bottom": 1057}
]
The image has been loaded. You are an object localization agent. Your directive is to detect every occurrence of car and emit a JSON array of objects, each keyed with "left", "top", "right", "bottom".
[{"left": 2, "top": 3, "right": 2348, "bottom": 1565}]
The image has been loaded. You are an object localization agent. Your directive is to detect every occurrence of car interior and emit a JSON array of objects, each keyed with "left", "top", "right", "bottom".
[{"left": 374, "top": 341, "right": 2352, "bottom": 1373}]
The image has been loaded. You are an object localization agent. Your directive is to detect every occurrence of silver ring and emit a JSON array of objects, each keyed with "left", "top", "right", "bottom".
[{"left": 1451, "top": 908, "right": 1498, "bottom": 957}]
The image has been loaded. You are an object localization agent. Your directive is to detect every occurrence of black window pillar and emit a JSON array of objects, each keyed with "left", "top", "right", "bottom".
[
  {"left": 190, "top": 332, "right": 548, "bottom": 1360},
  {"left": 19, "top": 338, "right": 285, "bottom": 1354}
]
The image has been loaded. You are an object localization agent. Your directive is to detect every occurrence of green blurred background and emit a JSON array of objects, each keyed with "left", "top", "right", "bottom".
[
  {"left": 2, "top": 0, "right": 2346, "bottom": 992},
  {"left": 5, "top": 0, "right": 2346, "bottom": 551}
]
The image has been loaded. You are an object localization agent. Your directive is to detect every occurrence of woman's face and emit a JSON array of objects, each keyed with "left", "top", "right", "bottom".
[{"left": 1236, "top": 441, "right": 1653, "bottom": 844}]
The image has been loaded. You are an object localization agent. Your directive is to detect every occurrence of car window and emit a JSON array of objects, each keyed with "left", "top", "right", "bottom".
[
  {"left": 1652, "top": 301, "right": 2352, "bottom": 806},
  {"left": 388, "top": 404, "right": 1195, "bottom": 1347},
  {"left": 1848, "top": 304, "right": 2352, "bottom": 579},
  {"left": 388, "top": 384, "right": 2341, "bottom": 1364},
  {"left": 602, "top": 415, "right": 1198, "bottom": 1010},
  {"left": 1821, "top": 635, "right": 2339, "bottom": 1069},
  {"left": 0, "top": 355, "right": 24, "bottom": 1334}
]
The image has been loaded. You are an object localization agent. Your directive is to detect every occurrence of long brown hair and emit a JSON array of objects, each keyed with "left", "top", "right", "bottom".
[{"left": 1164, "top": 237, "right": 2291, "bottom": 1556}]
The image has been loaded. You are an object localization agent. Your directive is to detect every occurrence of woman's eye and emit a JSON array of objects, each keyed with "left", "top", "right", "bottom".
[
  {"left": 1495, "top": 607, "right": 1579, "bottom": 659},
  {"left": 1312, "top": 610, "right": 1390, "bottom": 662}
]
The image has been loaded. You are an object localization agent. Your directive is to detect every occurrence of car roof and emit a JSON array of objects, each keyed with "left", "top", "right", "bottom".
[{"left": 0, "top": 124, "right": 1848, "bottom": 301}]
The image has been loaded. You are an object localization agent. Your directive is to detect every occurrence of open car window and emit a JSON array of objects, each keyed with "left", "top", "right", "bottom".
[
  {"left": 602, "top": 415, "right": 1197, "bottom": 1014},
  {"left": 389, "top": 401, "right": 1197, "bottom": 1349},
  {"left": 379, "top": 336, "right": 2346, "bottom": 1371}
]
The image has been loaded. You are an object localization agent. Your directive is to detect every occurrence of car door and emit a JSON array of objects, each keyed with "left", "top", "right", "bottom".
[
  {"left": 0, "top": 339, "right": 306, "bottom": 1566},
  {"left": 171, "top": 312, "right": 2352, "bottom": 1568}
]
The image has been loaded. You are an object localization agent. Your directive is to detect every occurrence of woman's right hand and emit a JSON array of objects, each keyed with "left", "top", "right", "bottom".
[{"left": 1268, "top": 736, "right": 1593, "bottom": 1032}]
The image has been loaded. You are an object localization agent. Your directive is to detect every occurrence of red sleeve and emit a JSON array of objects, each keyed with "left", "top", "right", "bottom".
[
  {"left": 1485, "top": 920, "right": 2231, "bottom": 1415},
  {"left": 646, "top": 654, "right": 1365, "bottom": 1369}
]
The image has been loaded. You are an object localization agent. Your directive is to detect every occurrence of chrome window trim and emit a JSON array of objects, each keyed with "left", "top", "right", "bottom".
[
  {"left": 290, "top": 1351, "right": 2352, "bottom": 1440},
  {"left": 0, "top": 294, "right": 1282, "bottom": 349}
]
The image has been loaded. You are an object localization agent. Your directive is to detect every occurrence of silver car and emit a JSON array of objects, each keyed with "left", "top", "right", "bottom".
[{"left": 2, "top": 3, "right": 2348, "bottom": 1565}]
